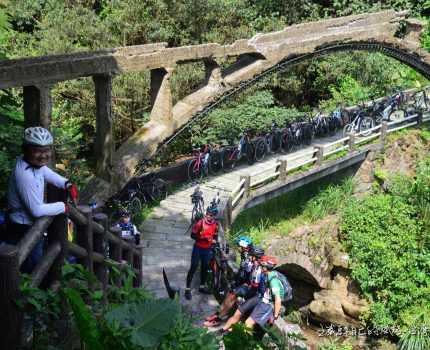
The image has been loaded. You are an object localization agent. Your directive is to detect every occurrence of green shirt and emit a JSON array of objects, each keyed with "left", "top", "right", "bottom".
[{"left": 262, "top": 271, "right": 285, "bottom": 304}]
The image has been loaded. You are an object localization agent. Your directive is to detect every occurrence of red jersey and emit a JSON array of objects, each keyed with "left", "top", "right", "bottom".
[{"left": 192, "top": 217, "right": 218, "bottom": 249}]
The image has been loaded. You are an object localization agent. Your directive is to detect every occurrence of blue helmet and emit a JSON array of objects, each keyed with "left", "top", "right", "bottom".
[
  {"left": 206, "top": 205, "right": 218, "bottom": 216},
  {"left": 237, "top": 236, "right": 252, "bottom": 248}
]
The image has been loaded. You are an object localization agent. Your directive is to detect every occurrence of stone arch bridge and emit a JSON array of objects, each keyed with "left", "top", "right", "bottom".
[{"left": 0, "top": 10, "right": 428, "bottom": 202}]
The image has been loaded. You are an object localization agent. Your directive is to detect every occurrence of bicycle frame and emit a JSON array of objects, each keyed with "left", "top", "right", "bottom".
[{"left": 191, "top": 145, "right": 210, "bottom": 174}]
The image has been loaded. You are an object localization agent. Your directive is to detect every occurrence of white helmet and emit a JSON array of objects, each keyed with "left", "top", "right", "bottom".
[{"left": 23, "top": 127, "right": 53, "bottom": 146}]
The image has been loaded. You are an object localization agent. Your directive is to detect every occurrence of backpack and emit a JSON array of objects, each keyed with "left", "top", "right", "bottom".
[{"left": 269, "top": 271, "right": 293, "bottom": 303}]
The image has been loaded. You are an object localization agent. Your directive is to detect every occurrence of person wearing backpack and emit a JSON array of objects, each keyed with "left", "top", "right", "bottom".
[
  {"left": 2, "top": 127, "right": 78, "bottom": 273},
  {"left": 244, "top": 255, "right": 293, "bottom": 330}
]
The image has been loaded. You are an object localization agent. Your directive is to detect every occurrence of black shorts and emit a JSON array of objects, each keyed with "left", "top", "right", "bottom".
[
  {"left": 238, "top": 295, "right": 260, "bottom": 315},
  {"left": 234, "top": 285, "right": 257, "bottom": 299}
]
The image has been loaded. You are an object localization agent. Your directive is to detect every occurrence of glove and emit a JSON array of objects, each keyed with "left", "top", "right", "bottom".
[{"left": 65, "top": 181, "right": 79, "bottom": 204}]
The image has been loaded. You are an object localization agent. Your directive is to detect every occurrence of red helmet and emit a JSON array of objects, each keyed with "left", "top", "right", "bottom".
[{"left": 259, "top": 255, "right": 277, "bottom": 269}]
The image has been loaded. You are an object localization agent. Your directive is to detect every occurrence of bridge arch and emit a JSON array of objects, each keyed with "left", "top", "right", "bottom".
[{"left": 152, "top": 40, "right": 430, "bottom": 160}]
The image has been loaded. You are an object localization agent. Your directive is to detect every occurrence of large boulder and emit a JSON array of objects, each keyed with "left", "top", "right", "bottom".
[{"left": 309, "top": 273, "right": 369, "bottom": 327}]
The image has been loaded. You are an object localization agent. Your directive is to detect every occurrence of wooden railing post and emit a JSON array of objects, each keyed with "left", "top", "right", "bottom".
[
  {"left": 278, "top": 159, "right": 287, "bottom": 181},
  {"left": 380, "top": 121, "right": 388, "bottom": 145},
  {"left": 46, "top": 186, "right": 68, "bottom": 286},
  {"left": 222, "top": 196, "right": 233, "bottom": 231},
  {"left": 75, "top": 206, "right": 94, "bottom": 276},
  {"left": 314, "top": 145, "right": 324, "bottom": 166},
  {"left": 348, "top": 133, "right": 355, "bottom": 152},
  {"left": 110, "top": 227, "right": 122, "bottom": 286},
  {"left": 240, "top": 175, "right": 251, "bottom": 199},
  {"left": 93, "top": 213, "right": 108, "bottom": 289},
  {"left": 0, "top": 245, "right": 22, "bottom": 350}
]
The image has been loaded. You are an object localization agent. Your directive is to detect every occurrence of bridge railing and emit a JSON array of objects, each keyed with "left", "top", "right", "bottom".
[
  {"left": 0, "top": 195, "right": 143, "bottom": 349},
  {"left": 226, "top": 111, "right": 428, "bottom": 225}
]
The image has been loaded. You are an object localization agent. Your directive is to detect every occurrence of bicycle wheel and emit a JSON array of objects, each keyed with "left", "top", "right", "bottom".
[
  {"left": 127, "top": 197, "right": 142, "bottom": 217},
  {"left": 281, "top": 130, "right": 293, "bottom": 153},
  {"left": 359, "top": 117, "right": 374, "bottom": 137},
  {"left": 271, "top": 131, "right": 282, "bottom": 153},
  {"left": 187, "top": 159, "right": 203, "bottom": 181},
  {"left": 208, "top": 150, "right": 222, "bottom": 174},
  {"left": 304, "top": 124, "right": 313, "bottom": 145},
  {"left": 152, "top": 178, "right": 168, "bottom": 201},
  {"left": 254, "top": 139, "right": 266, "bottom": 162},
  {"left": 245, "top": 142, "right": 255, "bottom": 165},
  {"left": 388, "top": 109, "right": 405, "bottom": 122},
  {"left": 343, "top": 123, "right": 354, "bottom": 137},
  {"left": 221, "top": 147, "right": 237, "bottom": 172}
]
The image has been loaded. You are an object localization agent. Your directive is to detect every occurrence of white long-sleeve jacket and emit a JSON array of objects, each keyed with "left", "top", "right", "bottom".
[{"left": 7, "top": 157, "right": 67, "bottom": 225}]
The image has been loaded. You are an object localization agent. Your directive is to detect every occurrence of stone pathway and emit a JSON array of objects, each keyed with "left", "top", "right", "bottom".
[{"left": 139, "top": 131, "right": 344, "bottom": 323}]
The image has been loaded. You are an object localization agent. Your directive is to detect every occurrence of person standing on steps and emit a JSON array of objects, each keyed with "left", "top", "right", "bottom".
[
  {"left": 185, "top": 204, "right": 221, "bottom": 300},
  {"left": 2, "top": 127, "right": 79, "bottom": 273}
]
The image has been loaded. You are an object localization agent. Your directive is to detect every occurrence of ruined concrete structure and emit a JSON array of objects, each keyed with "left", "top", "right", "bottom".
[{"left": 1, "top": 10, "right": 429, "bottom": 200}]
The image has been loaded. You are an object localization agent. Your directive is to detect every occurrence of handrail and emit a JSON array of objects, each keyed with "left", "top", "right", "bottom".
[
  {"left": 231, "top": 178, "right": 246, "bottom": 199},
  {"left": 31, "top": 242, "right": 61, "bottom": 288},
  {"left": 17, "top": 217, "right": 53, "bottom": 266},
  {"left": 322, "top": 136, "right": 350, "bottom": 149},
  {"left": 387, "top": 121, "right": 418, "bottom": 134}
]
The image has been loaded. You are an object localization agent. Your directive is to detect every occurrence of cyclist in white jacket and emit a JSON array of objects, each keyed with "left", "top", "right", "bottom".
[{"left": 3, "top": 127, "right": 78, "bottom": 272}]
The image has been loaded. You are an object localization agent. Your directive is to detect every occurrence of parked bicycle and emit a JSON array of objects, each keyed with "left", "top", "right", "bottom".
[
  {"left": 106, "top": 176, "right": 168, "bottom": 224},
  {"left": 221, "top": 130, "right": 255, "bottom": 171},
  {"left": 209, "top": 241, "right": 230, "bottom": 299},
  {"left": 187, "top": 144, "right": 222, "bottom": 181},
  {"left": 412, "top": 87, "right": 430, "bottom": 112},
  {"left": 343, "top": 109, "right": 374, "bottom": 137},
  {"left": 369, "top": 92, "right": 406, "bottom": 124},
  {"left": 264, "top": 120, "right": 283, "bottom": 154}
]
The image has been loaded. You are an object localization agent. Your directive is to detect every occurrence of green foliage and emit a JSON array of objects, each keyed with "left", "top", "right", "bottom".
[
  {"left": 158, "top": 309, "right": 218, "bottom": 350},
  {"left": 104, "top": 299, "right": 180, "bottom": 348},
  {"left": 190, "top": 90, "right": 300, "bottom": 146},
  {"left": 231, "top": 175, "right": 353, "bottom": 245},
  {"left": 223, "top": 323, "right": 267, "bottom": 350},
  {"left": 303, "top": 177, "right": 354, "bottom": 222},
  {"left": 398, "top": 313, "right": 430, "bottom": 350},
  {"left": 20, "top": 262, "right": 213, "bottom": 349},
  {"left": 318, "top": 339, "right": 353, "bottom": 350},
  {"left": 63, "top": 287, "right": 104, "bottom": 350},
  {"left": 341, "top": 193, "right": 430, "bottom": 329}
]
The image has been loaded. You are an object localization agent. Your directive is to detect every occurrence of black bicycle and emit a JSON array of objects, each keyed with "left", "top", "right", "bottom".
[
  {"left": 221, "top": 130, "right": 255, "bottom": 171},
  {"left": 190, "top": 186, "right": 204, "bottom": 223},
  {"left": 209, "top": 241, "right": 231, "bottom": 300}
]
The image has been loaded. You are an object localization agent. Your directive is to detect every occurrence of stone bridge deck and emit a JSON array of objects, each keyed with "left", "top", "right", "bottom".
[{"left": 139, "top": 131, "right": 344, "bottom": 321}]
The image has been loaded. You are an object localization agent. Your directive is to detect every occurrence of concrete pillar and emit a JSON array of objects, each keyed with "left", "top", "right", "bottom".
[
  {"left": 23, "top": 84, "right": 52, "bottom": 129},
  {"left": 93, "top": 74, "right": 114, "bottom": 181},
  {"left": 278, "top": 159, "right": 288, "bottom": 181},
  {"left": 380, "top": 121, "right": 388, "bottom": 144},
  {"left": 314, "top": 145, "right": 324, "bottom": 166},
  {"left": 203, "top": 58, "right": 222, "bottom": 85},
  {"left": 348, "top": 133, "right": 355, "bottom": 152},
  {"left": 240, "top": 175, "right": 251, "bottom": 199},
  {"left": 149, "top": 67, "right": 174, "bottom": 124}
]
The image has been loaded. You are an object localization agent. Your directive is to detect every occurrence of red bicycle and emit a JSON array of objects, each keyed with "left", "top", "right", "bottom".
[{"left": 187, "top": 144, "right": 222, "bottom": 181}]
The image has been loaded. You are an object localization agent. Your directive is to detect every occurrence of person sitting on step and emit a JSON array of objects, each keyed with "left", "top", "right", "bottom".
[
  {"left": 114, "top": 209, "right": 140, "bottom": 245},
  {"left": 204, "top": 245, "right": 265, "bottom": 327}
]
